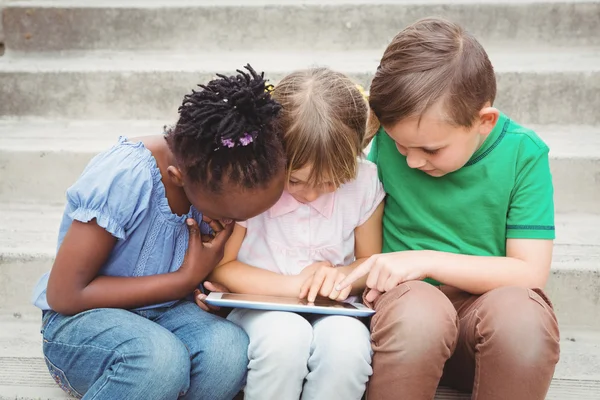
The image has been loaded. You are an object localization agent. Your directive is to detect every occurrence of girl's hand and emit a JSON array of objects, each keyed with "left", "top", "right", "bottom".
[
  {"left": 299, "top": 262, "right": 352, "bottom": 302},
  {"left": 337, "top": 252, "right": 429, "bottom": 303},
  {"left": 178, "top": 218, "right": 234, "bottom": 286},
  {"left": 298, "top": 261, "right": 333, "bottom": 279},
  {"left": 194, "top": 281, "right": 230, "bottom": 313},
  {"left": 200, "top": 215, "right": 232, "bottom": 243}
]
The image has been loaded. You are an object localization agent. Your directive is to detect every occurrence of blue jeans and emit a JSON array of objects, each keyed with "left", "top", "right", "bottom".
[{"left": 41, "top": 301, "right": 249, "bottom": 400}]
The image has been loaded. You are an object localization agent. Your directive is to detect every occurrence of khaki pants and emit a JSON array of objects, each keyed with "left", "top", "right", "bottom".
[{"left": 364, "top": 281, "right": 560, "bottom": 400}]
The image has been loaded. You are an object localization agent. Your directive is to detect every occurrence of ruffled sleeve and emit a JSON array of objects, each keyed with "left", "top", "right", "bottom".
[{"left": 65, "top": 138, "right": 154, "bottom": 240}]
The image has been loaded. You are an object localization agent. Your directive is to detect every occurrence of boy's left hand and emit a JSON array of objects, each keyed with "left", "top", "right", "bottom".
[
  {"left": 337, "top": 252, "right": 429, "bottom": 302},
  {"left": 299, "top": 263, "right": 352, "bottom": 303}
]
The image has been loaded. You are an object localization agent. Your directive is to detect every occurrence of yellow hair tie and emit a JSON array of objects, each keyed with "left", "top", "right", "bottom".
[{"left": 356, "top": 84, "right": 369, "bottom": 102}]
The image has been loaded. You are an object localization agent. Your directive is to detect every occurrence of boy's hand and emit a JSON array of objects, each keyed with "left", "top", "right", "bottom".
[
  {"left": 337, "top": 252, "right": 428, "bottom": 303},
  {"left": 194, "top": 281, "right": 230, "bottom": 313},
  {"left": 299, "top": 262, "right": 352, "bottom": 302},
  {"left": 178, "top": 218, "right": 234, "bottom": 286}
]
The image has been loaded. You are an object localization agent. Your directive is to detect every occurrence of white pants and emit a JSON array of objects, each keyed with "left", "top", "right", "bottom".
[{"left": 228, "top": 309, "right": 373, "bottom": 400}]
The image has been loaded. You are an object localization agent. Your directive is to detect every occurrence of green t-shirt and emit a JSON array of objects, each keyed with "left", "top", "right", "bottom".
[{"left": 368, "top": 113, "right": 555, "bottom": 285}]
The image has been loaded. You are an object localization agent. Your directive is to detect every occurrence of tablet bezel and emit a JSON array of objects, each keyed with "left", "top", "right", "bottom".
[{"left": 205, "top": 292, "right": 375, "bottom": 317}]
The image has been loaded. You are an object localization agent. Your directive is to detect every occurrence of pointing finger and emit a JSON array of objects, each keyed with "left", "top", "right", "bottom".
[{"left": 336, "top": 255, "right": 377, "bottom": 291}]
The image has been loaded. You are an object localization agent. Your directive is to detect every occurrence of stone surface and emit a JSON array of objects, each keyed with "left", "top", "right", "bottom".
[
  {"left": 3, "top": 0, "right": 600, "bottom": 53},
  {"left": 0, "top": 0, "right": 8, "bottom": 55},
  {"left": 0, "top": 48, "right": 599, "bottom": 124}
]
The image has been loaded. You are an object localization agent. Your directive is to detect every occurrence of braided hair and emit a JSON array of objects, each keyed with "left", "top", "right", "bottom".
[{"left": 165, "top": 64, "right": 285, "bottom": 192}]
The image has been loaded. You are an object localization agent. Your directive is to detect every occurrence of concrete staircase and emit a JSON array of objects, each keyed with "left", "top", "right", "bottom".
[{"left": 0, "top": 0, "right": 599, "bottom": 398}]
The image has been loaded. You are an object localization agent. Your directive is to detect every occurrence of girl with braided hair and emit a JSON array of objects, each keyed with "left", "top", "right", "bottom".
[
  {"left": 206, "top": 68, "right": 385, "bottom": 400},
  {"left": 31, "top": 65, "right": 286, "bottom": 400}
]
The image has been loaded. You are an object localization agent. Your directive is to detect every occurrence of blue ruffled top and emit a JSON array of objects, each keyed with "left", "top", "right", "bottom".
[{"left": 32, "top": 136, "right": 211, "bottom": 311}]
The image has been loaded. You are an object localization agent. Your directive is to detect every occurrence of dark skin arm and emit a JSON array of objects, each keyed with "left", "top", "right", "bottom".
[{"left": 46, "top": 217, "right": 233, "bottom": 316}]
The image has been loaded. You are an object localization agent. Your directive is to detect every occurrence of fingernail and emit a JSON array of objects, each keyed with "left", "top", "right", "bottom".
[
  {"left": 335, "top": 285, "right": 341, "bottom": 291},
  {"left": 187, "top": 219, "right": 193, "bottom": 226},
  {"left": 222, "top": 219, "right": 232, "bottom": 225},
  {"left": 197, "top": 294, "right": 206, "bottom": 300}
]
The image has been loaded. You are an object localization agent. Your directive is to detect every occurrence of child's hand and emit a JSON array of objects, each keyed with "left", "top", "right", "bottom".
[
  {"left": 298, "top": 261, "right": 334, "bottom": 278},
  {"left": 299, "top": 262, "right": 352, "bottom": 303},
  {"left": 337, "top": 252, "right": 428, "bottom": 302},
  {"left": 178, "top": 218, "right": 234, "bottom": 286},
  {"left": 194, "top": 281, "right": 230, "bottom": 313}
]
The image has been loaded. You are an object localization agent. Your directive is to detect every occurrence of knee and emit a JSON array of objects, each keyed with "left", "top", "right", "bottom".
[
  {"left": 192, "top": 318, "right": 249, "bottom": 380},
  {"left": 371, "top": 281, "right": 458, "bottom": 358},
  {"left": 124, "top": 333, "right": 190, "bottom": 395},
  {"left": 478, "top": 287, "right": 560, "bottom": 365},
  {"left": 312, "top": 316, "right": 372, "bottom": 369},
  {"left": 249, "top": 313, "right": 313, "bottom": 370}
]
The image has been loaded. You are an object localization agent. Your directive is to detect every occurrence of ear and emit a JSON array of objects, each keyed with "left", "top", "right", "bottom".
[
  {"left": 478, "top": 105, "right": 499, "bottom": 136},
  {"left": 167, "top": 166, "right": 185, "bottom": 187}
]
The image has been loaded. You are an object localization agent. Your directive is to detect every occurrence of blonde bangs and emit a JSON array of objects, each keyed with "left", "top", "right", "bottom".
[{"left": 285, "top": 119, "right": 360, "bottom": 187}]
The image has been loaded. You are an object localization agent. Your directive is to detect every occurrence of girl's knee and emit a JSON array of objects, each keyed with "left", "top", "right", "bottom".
[
  {"left": 130, "top": 334, "right": 191, "bottom": 395},
  {"left": 313, "top": 316, "right": 371, "bottom": 354},
  {"left": 312, "top": 316, "right": 372, "bottom": 367},
  {"left": 126, "top": 330, "right": 190, "bottom": 367},
  {"left": 248, "top": 312, "right": 313, "bottom": 369},
  {"left": 215, "top": 318, "right": 250, "bottom": 354},
  {"left": 179, "top": 319, "right": 248, "bottom": 400},
  {"left": 220, "top": 323, "right": 250, "bottom": 378},
  {"left": 191, "top": 318, "right": 249, "bottom": 377}
]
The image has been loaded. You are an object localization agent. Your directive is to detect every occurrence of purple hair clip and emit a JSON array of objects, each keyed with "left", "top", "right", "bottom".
[
  {"left": 221, "top": 138, "right": 236, "bottom": 148},
  {"left": 239, "top": 132, "right": 254, "bottom": 146},
  {"left": 219, "top": 131, "right": 257, "bottom": 149}
]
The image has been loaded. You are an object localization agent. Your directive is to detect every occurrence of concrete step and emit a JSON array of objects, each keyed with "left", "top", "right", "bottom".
[
  {"left": 0, "top": 0, "right": 5, "bottom": 54},
  {"left": 0, "top": 316, "right": 599, "bottom": 399},
  {"left": 2, "top": 0, "right": 600, "bottom": 54},
  {"left": 0, "top": 48, "right": 599, "bottom": 124},
  {"left": 1, "top": 204, "right": 599, "bottom": 328},
  {"left": 1, "top": 120, "right": 599, "bottom": 212},
  {"left": 0, "top": 120, "right": 165, "bottom": 205}
]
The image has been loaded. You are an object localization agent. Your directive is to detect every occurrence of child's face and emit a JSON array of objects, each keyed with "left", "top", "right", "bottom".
[
  {"left": 185, "top": 171, "right": 285, "bottom": 223},
  {"left": 383, "top": 102, "right": 498, "bottom": 177},
  {"left": 286, "top": 165, "right": 337, "bottom": 204}
]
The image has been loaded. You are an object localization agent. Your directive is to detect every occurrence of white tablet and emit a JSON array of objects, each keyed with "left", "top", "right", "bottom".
[{"left": 205, "top": 292, "right": 375, "bottom": 317}]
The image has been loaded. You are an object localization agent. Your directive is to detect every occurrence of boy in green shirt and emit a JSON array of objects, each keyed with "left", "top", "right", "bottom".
[{"left": 339, "top": 18, "right": 559, "bottom": 400}]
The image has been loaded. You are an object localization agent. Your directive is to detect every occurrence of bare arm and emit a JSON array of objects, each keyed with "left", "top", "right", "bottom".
[
  {"left": 338, "top": 202, "right": 384, "bottom": 294},
  {"left": 425, "top": 239, "right": 553, "bottom": 293},
  {"left": 208, "top": 224, "right": 304, "bottom": 297},
  {"left": 47, "top": 218, "right": 232, "bottom": 315},
  {"left": 339, "top": 238, "right": 553, "bottom": 298}
]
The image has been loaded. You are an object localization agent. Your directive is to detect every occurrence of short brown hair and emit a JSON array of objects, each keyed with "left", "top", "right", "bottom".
[
  {"left": 272, "top": 68, "right": 368, "bottom": 186},
  {"left": 369, "top": 18, "right": 496, "bottom": 129}
]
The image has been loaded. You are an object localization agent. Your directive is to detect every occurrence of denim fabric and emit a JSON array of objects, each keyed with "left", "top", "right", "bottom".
[{"left": 41, "top": 301, "right": 249, "bottom": 400}]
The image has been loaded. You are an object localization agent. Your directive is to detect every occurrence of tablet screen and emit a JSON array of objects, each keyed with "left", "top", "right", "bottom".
[{"left": 219, "top": 293, "right": 360, "bottom": 310}]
